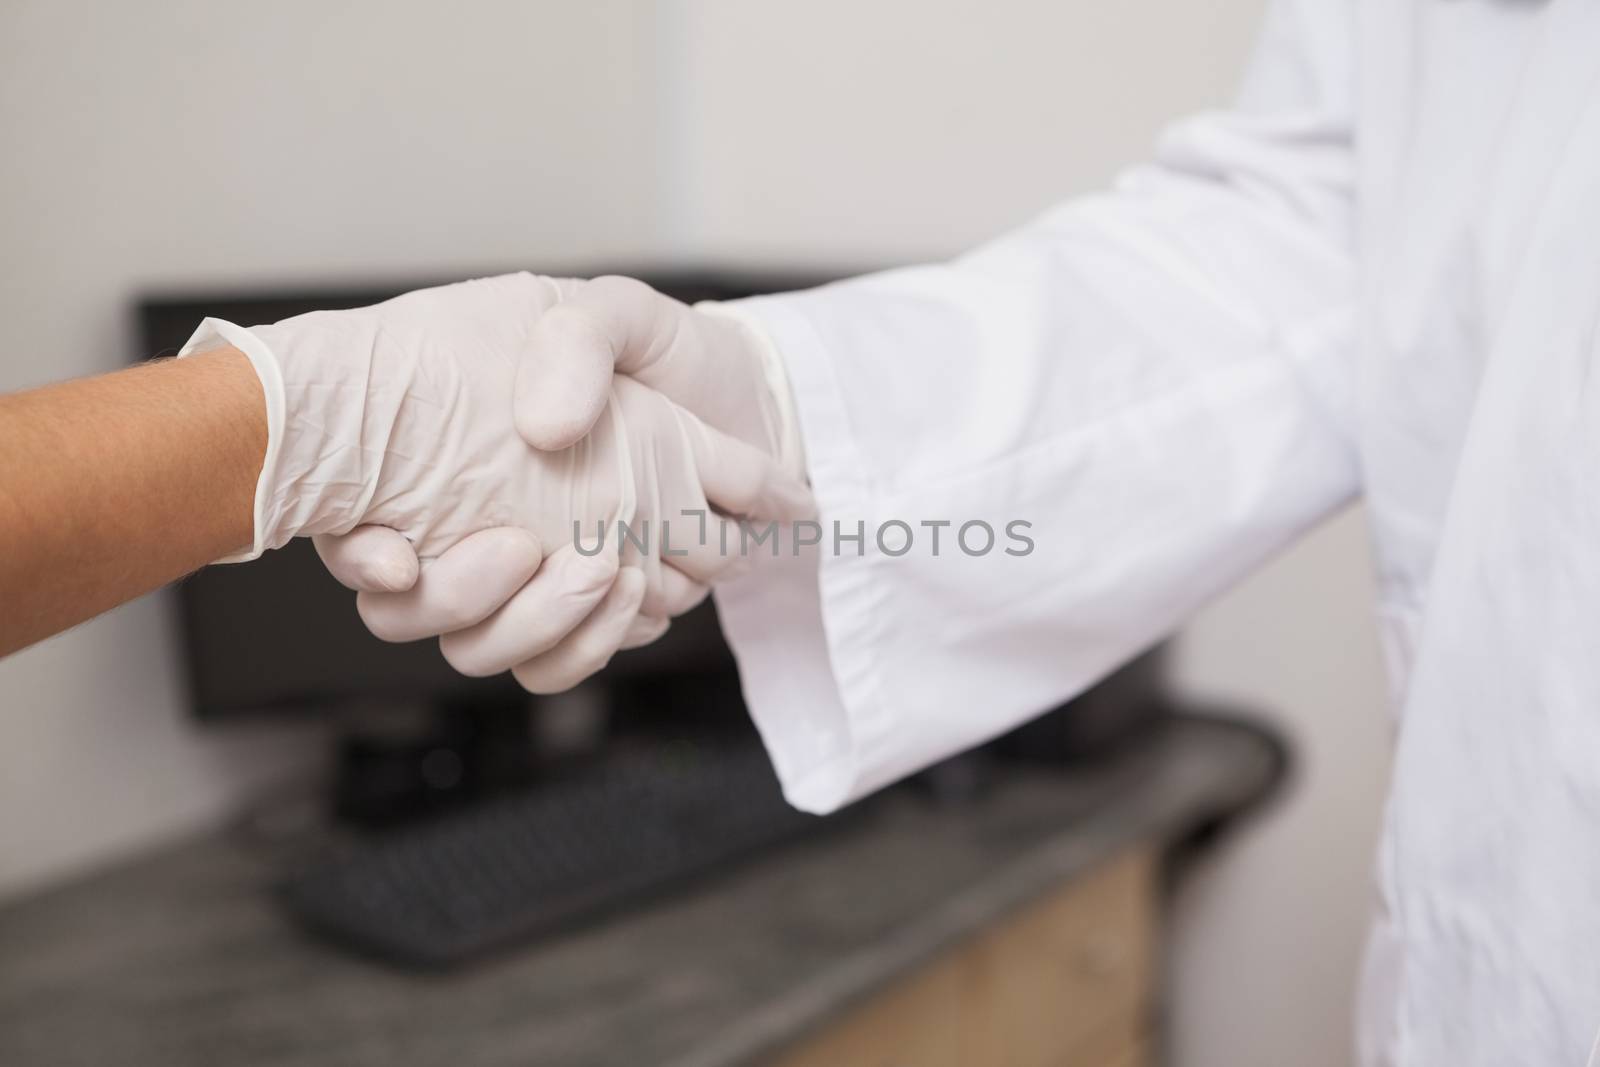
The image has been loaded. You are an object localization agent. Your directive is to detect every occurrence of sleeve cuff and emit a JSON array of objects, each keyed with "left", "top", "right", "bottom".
[{"left": 709, "top": 294, "right": 897, "bottom": 814}]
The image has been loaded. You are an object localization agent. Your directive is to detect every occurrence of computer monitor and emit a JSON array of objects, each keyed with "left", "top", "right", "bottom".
[{"left": 137, "top": 270, "right": 839, "bottom": 722}]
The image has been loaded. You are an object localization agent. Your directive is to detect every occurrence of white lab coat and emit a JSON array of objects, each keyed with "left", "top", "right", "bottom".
[{"left": 712, "top": 0, "right": 1600, "bottom": 1062}]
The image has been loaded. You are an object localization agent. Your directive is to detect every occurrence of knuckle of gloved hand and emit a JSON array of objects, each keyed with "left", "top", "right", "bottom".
[
  {"left": 462, "top": 526, "right": 541, "bottom": 571},
  {"left": 637, "top": 572, "right": 669, "bottom": 614},
  {"left": 507, "top": 660, "right": 540, "bottom": 693},
  {"left": 734, "top": 460, "right": 783, "bottom": 514},
  {"left": 438, "top": 633, "right": 499, "bottom": 679},
  {"left": 511, "top": 659, "right": 570, "bottom": 696},
  {"left": 567, "top": 631, "right": 619, "bottom": 681},
  {"left": 588, "top": 273, "right": 655, "bottom": 306},
  {"left": 674, "top": 582, "right": 712, "bottom": 614},
  {"left": 564, "top": 551, "right": 621, "bottom": 598},
  {"left": 514, "top": 322, "right": 612, "bottom": 449},
  {"left": 505, "top": 270, "right": 545, "bottom": 295},
  {"left": 537, "top": 299, "right": 614, "bottom": 355},
  {"left": 355, "top": 594, "right": 411, "bottom": 644},
  {"left": 362, "top": 553, "right": 418, "bottom": 594},
  {"left": 623, "top": 616, "right": 670, "bottom": 650},
  {"left": 320, "top": 553, "right": 371, "bottom": 593},
  {"left": 725, "top": 483, "right": 764, "bottom": 517},
  {"left": 319, "top": 530, "right": 418, "bottom": 593},
  {"left": 518, "top": 635, "right": 616, "bottom": 695},
  {"left": 544, "top": 275, "right": 582, "bottom": 299},
  {"left": 434, "top": 589, "right": 489, "bottom": 634}
]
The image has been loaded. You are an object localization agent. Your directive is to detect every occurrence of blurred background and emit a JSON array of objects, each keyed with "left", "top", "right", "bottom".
[{"left": 0, "top": 2, "right": 1389, "bottom": 1065}]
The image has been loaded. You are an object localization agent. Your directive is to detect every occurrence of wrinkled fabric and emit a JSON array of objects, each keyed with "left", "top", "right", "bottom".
[
  {"left": 713, "top": 0, "right": 1600, "bottom": 1061},
  {"left": 179, "top": 274, "right": 622, "bottom": 561},
  {"left": 181, "top": 274, "right": 785, "bottom": 620}
]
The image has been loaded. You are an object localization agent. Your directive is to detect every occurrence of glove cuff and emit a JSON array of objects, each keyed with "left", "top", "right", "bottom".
[
  {"left": 693, "top": 301, "right": 809, "bottom": 485},
  {"left": 176, "top": 317, "right": 287, "bottom": 563}
]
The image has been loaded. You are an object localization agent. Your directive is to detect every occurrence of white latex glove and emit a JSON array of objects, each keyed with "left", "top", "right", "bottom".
[
  {"left": 511, "top": 275, "right": 805, "bottom": 470},
  {"left": 319, "top": 275, "right": 810, "bottom": 689},
  {"left": 183, "top": 273, "right": 811, "bottom": 690}
]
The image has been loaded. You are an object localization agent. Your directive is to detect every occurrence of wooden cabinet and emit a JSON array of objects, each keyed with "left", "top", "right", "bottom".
[{"left": 770, "top": 847, "right": 1157, "bottom": 1067}]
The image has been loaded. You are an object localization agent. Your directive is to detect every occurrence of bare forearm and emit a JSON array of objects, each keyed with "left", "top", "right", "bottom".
[{"left": 0, "top": 348, "right": 265, "bottom": 656}]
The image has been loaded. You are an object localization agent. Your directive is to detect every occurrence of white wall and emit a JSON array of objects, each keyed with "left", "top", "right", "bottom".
[
  {"left": 0, "top": 3, "right": 1390, "bottom": 1065},
  {"left": 673, "top": 0, "right": 1261, "bottom": 264}
]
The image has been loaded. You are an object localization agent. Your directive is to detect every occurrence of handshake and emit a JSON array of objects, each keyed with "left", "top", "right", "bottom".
[{"left": 185, "top": 273, "right": 814, "bottom": 693}]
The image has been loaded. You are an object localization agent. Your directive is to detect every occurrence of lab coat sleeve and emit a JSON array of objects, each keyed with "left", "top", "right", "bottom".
[{"left": 713, "top": 0, "right": 1360, "bottom": 813}]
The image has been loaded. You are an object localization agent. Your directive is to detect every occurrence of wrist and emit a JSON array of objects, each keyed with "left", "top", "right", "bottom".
[
  {"left": 176, "top": 317, "right": 287, "bottom": 560},
  {"left": 693, "top": 301, "right": 809, "bottom": 484},
  {"left": 182, "top": 346, "right": 269, "bottom": 557},
  {"left": 750, "top": 321, "right": 809, "bottom": 485}
]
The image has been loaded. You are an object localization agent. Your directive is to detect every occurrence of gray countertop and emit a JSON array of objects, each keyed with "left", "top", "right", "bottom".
[{"left": 0, "top": 715, "right": 1283, "bottom": 1067}]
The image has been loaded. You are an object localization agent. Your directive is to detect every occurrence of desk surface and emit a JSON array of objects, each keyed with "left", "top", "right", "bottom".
[{"left": 0, "top": 715, "right": 1282, "bottom": 1067}]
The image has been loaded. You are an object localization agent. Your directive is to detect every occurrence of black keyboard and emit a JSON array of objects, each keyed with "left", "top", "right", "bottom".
[{"left": 279, "top": 739, "right": 824, "bottom": 968}]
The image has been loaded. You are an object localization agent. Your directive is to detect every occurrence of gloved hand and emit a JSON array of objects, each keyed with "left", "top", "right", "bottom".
[
  {"left": 509, "top": 275, "right": 804, "bottom": 469},
  {"left": 319, "top": 275, "right": 810, "bottom": 691},
  {"left": 184, "top": 273, "right": 811, "bottom": 691}
]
